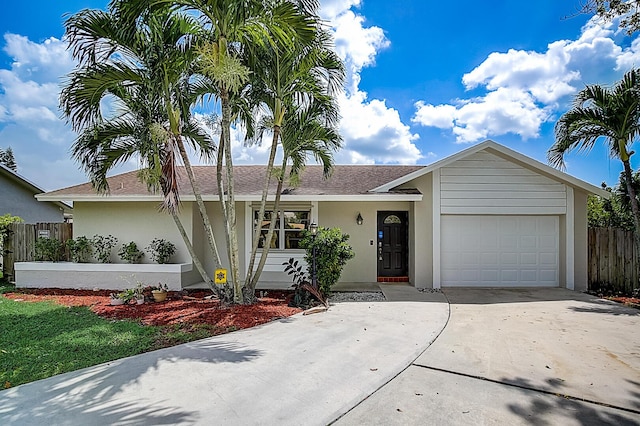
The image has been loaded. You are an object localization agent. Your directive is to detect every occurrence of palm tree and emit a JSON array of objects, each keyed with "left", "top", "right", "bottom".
[
  {"left": 549, "top": 68, "right": 640, "bottom": 247},
  {"left": 60, "top": 5, "right": 225, "bottom": 292},
  {"left": 122, "top": 0, "right": 319, "bottom": 302},
  {"left": 242, "top": 21, "right": 345, "bottom": 296}
]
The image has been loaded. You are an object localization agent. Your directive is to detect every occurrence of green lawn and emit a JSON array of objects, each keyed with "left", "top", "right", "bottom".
[{"left": 0, "top": 296, "right": 218, "bottom": 389}]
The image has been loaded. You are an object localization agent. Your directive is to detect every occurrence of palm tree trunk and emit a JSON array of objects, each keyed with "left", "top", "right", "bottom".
[
  {"left": 219, "top": 88, "right": 242, "bottom": 304},
  {"left": 170, "top": 211, "right": 215, "bottom": 290},
  {"left": 174, "top": 134, "right": 223, "bottom": 270},
  {"left": 245, "top": 125, "right": 281, "bottom": 289},
  {"left": 250, "top": 155, "right": 287, "bottom": 291}
]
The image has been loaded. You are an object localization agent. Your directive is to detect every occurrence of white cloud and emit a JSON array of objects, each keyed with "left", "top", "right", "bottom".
[
  {"left": 413, "top": 16, "right": 640, "bottom": 143},
  {"left": 0, "top": 34, "right": 84, "bottom": 189},
  {"left": 336, "top": 90, "right": 422, "bottom": 164},
  {"left": 318, "top": 0, "right": 421, "bottom": 164}
]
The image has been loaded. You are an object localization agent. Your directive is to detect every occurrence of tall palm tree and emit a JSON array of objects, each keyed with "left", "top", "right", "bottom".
[
  {"left": 123, "top": 0, "right": 319, "bottom": 302},
  {"left": 60, "top": 5, "right": 224, "bottom": 292},
  {"left": 549, "top": 68, "right": 640, "bottom": 246},
  {"left": 243, "top": 22, "right": 345, "bottom": 295}
]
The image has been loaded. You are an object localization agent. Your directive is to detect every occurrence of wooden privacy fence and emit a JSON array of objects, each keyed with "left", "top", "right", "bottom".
[
  {"left": 588, "top": 227, "right": 638, "bottom": 294},
  {"left": 2, "top": 222, "right": 72, "bottom": 281}
]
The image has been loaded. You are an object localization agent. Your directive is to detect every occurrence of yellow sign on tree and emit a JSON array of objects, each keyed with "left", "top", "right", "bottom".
[{"left": 214, "top": 269, "right": 227, "bottom": 285}]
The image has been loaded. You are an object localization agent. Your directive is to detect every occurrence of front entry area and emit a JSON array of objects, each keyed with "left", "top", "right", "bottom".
[{"left": 377, "top": 211, "right": 408, "bottom": 280}]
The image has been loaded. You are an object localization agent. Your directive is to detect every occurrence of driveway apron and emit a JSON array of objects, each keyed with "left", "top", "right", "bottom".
[
  {"left": 337, "top": 288, "right": 640, "bottom": 425},
  {"left": 0, "top": 294, "right": 449, "bottom": 426}
]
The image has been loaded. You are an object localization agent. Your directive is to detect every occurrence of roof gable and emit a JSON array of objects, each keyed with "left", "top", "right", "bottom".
[{"left": 372, "top": 140, "right": 609, "bottom": 197}]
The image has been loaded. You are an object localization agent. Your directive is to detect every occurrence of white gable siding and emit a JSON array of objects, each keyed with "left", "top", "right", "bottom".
[{"left": 440, "top": 151, "right": 567, "bottom": 215}]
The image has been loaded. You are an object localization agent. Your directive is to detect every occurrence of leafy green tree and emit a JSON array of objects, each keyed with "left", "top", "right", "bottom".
[
  {"left": 589, "top": 171, "right": 640, "bottom": 229},
  {"left": 0, "top": 147, "right": 17, "bottom": 172},
  {"left": 243, "top": 18, "right": 345, "bottom": 299},
  {"left": 549, "top": 69, "right": 640, "bottom": 249}
]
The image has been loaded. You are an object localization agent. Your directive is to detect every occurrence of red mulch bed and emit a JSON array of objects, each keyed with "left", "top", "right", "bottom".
[
  {"left": 3, "top": 288, "right": 301, "bottom": 329},
  {"left": 608, "top": 296, "right": 640, "bottom": 308}
]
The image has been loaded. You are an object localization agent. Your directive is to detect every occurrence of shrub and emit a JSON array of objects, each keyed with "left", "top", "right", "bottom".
[
  {"left": 92, "top": 234, "right": 118, "bottom": 263},
  {"left": 34, "top": 237, "right": 63, "bottom": 262},
  {"left": 66, "top": 236, "right": 93, "bottom": 263},
  {"left": 146, "top": 238, "right": 176, "bottom": 264},
  {"left": 300, "top": 227, "right": 355, "bottom": 296},
  {"left": 118, "top": 241, "right": 144, "bottom": 264}
]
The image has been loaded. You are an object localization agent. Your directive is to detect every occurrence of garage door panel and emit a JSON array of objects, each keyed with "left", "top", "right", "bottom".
[{"left": 442, "top": 215, "right": 559, "bottom": 287}]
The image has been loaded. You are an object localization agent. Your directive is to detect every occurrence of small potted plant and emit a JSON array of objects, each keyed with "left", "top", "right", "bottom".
[
  {"left": 109, "top": 289, "right": 135, "bottom": 305},
  {"left": 109, "top": 292, "right": 125, "bottom": 306},
  {"left": 134, "top": 283, "right": 145, "bottom": 305},
  {"left": 118, "top": 241, "right": 144, "bottom": 264},
  {"left": 151, "top": 283, "right": 169, "bottom": 302}
]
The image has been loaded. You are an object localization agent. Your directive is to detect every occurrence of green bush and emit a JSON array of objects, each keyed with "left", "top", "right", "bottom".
[
  {"left": 34, "top": 237, "right": 63, "bottom": 262},
  {"left": 118, "top": 241, "right": 144, "bottom": 264},
  {"left": 146, "top": 238, "right": 176, "bottom": 264},
  {"left": 92, "top": 234, "right": 118, "bottom": 263},
  {"left": 300, "top": 227, "right": 355, "bottom": 295},
  {"left": 66, "top": 236, "right": 93, "bottom": 263}
]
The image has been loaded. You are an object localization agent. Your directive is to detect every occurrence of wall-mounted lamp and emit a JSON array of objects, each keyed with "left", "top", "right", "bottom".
[{"left": 356, "top": 212, "right": 363, "bottom": 225}]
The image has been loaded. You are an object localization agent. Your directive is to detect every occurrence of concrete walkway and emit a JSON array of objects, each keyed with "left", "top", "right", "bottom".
[
  {"left": 336, "top": 288, "right": 640, "bottom": 425},
  {"left": 0, "top": 286, "right": 449, "bottom": 425}
]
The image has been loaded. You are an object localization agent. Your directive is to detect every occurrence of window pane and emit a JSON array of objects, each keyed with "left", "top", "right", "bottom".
[
  {"left": 284, "top": 211, "right": 309, "bottom": 249},
  {"left": 254, "top": 210, "right": 280, "bottom": 248},
  {"left": 384, "top": 214, "right": 402, "bottom": 224}
]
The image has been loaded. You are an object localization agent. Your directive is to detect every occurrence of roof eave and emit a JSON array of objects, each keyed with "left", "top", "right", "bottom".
[{"left": 36, "top": 193, "right": 424, "bottom": 203}]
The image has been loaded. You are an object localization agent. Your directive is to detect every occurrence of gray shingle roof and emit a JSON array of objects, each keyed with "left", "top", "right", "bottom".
[{"left": 43, "top": 165, "right": 424, "bottom": 198}]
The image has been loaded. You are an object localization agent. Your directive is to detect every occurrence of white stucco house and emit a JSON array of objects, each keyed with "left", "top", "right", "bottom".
[{"left": 22, "top": 140, "right": 607, "bottom": 292}]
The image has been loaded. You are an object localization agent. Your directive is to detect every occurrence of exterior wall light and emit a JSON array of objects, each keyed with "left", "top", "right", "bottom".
[{"left": 356, "top": 212, "right": 363, "bottom": 225}]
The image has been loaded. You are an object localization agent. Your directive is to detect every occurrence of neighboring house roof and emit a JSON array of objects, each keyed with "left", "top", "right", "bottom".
[
  {"left": 37, "top": 165, "right": 425, "bottom": 202},
  {"left": 0, "top": 163, "right": 72, "bottom": 211},
  {"left": 371, "top": 140, "right": 610, "bottom": 198},
  {"left": 36, "top": 140, "right": 609, "bottom": 203}
]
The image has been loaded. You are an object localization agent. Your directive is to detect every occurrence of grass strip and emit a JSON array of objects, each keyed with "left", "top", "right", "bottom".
[{"left": 0, "top": 296, "right": 220, "bottom": 389}]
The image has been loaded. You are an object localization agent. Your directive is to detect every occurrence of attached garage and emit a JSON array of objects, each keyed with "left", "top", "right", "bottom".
[{"left": 441, "top": 215, "right": 559, "bottom": 287}]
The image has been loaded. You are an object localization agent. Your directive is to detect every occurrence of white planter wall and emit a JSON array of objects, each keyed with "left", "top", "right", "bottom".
[{"left": 14, "top": 262, "right": 194, "bottom": 291}]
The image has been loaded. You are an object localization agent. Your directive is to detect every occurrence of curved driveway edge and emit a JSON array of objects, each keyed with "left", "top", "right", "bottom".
[
  {"left": 0, "top": 293, "right": 449, "bottom": 425},
  {"left": 336, "top": 288, "right": 640, "bottom": 425}
]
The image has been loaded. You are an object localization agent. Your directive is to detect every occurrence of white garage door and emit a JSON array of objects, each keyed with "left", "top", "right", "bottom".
[{"left": 441, "top": 215, "right": 559, "bottom": 287}]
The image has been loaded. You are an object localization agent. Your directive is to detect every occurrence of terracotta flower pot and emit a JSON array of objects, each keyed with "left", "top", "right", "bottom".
[{"left": 152, "top": 290, "right": 167, "bottom": 302}]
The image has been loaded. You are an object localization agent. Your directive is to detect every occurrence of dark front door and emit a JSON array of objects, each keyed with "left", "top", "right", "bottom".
[{"left": 377, "top": 211, "right": 408, "bottom": 277}]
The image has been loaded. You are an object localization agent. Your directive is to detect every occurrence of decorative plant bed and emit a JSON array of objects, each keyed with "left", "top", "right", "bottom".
[{"left": 14, "top": 262, "right": 196, "bottom": 291}]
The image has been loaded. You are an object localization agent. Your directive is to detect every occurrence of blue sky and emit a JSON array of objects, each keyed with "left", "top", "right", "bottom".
[{"left": 0, "top": 0, "right": 638, "bottom": 191}]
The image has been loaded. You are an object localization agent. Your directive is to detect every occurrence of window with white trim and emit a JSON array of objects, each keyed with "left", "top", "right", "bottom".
[{"left": 254, "top": 209, "right": 310, "bottom": 250}]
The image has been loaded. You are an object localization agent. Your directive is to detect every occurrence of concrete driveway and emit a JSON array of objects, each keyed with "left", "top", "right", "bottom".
[{"left": 337, "top": 288, "right": 640, "bottom": 425}]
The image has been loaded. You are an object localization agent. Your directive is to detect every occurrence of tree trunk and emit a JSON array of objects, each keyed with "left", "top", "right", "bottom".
[
  {"left": 219, "top": 88, "right": 242, "bottom": 304},
  {"left": 250, "top": 155, "right": 287, "bottom": 291},
  {"left": 244, "top": 125, "right": 281, "bottom": 290},
  {"left": 175, "top": 134, "right": 223, "bottom": 270},
  {"left": 170, "top": 211, "right": 215, "bottom": 291}
]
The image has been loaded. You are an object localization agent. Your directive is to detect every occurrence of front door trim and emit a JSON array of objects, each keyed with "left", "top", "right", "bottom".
[{"left": 377, "top": 211, "right": 409, "bottom": 278}]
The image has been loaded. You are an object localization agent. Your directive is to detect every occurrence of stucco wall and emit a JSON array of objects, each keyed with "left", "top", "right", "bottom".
[
  {"left": 400, "top": 173, "right": 433, "bottom": 288},
  {"left": 0, "top": 173, "right": 63, "bottom": 223},
  {"left": 319, "top": 200, "right": 410, "bottom": 283},
  {"left": 73, "top": 201, "right": 194, "bottom": 264}
]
